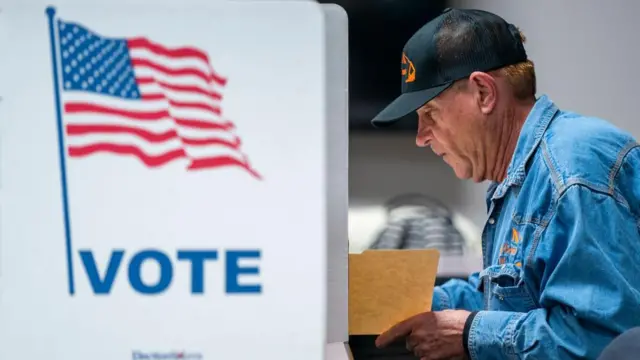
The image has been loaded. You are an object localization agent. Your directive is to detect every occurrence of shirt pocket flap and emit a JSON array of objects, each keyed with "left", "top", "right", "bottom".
[{"left": 478, "top": 263, "right": 526, "bottom": 297}]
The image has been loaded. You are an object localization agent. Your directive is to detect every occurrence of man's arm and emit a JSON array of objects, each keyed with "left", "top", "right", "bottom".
[
  {"left": 432, "top": 273, "right": 483, "bottom": 311},
  {"left": 466, "top": 184, "right": 640, "bottom": 360}
]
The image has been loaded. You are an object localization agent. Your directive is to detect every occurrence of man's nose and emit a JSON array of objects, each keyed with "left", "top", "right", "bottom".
[
  {"left": 416, "top": 135, "right": 430, "bottom": 147},
  {"left": 416, "top": 124, "right": 431, "bottom": 147}
]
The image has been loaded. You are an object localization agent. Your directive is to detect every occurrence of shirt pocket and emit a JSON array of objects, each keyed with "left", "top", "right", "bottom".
[{"left": 478, "top": 263, "right": 537, "bottom": 312}]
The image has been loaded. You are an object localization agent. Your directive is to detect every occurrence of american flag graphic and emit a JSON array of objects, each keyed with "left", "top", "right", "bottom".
[{"left": 54, "top": 19, "right": 260, "bottom": 179}]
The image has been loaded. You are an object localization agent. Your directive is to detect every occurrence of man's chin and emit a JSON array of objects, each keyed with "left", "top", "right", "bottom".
[{"left": 451, "top": 166, "right": 473, "bottom": 181}]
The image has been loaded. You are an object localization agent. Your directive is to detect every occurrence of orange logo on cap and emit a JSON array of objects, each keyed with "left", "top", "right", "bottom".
[{"left": 401, "top": 53, "right": 416, "bottom": 83}]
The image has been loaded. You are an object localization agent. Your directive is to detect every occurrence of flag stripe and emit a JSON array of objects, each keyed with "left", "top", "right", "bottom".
[
  {"left": 128, "top": 38, "right": 209, "bottom": 62},
  {"left": 68, "top": 143, "right": 186, "bottom": 166},
  {"left": 175, "top": 118, "right": 234, "bottom": 131},
  {"left": 137, "top": 78, "right": 223, "bottom": 101},
  {"left": 63, "top": 114, "right": 237, "bottom": 138},
  {"left": 140, "top": 93, "right": 165, "bottom": 101},
  {"left": 65, "top": 101, "right": 231, "bottom": 130},
  {"left": 127, "top": 37, "right": 227, "bottom": 85},
  {"left": 132, "top": 67, "right": 214, "bottom": 92},
  {"left": 66, "top": 124, "right": 242, "bottom": 148},
  {"left": 67, "top": 123, "right": 177, "bottom": 142},
  {"left": 167, "top": 98, "right": 221, "bottom": 115},
  {"left": 130, "top": 58, "right": 215, "bottom": 85},
  {"left": 189, "top": 156, "right": 261, "bottom": 178},
  {"left": 64, "top": 93, "right": 221, "bottom": 121},
  {"left": 65, "top": 102, "right": 168, "bottom": 120},
  {"left": 182, "top": 136, "right": 240, "bottom": 147},
  {"left": 66, "top": 132, "right": 244, "bottom": 161},
  {"left": 136, "top": 93, "right": 222, "bottom": 115},
  {"left": 63, "top": 115, "right": 238, "bottom": 142},
  {"left": 64, "top": 92, "right": 166, "bottom": 111},
  {"left": 130, "top": 48, "right": 212, "bottom": 76},
  {"left": 137, "top": 85, "right": 222, "bottom": 113},
  {"left": 64, "top": 114, "right": 176, "bottom": 133},
  {"left": 67, "top": 132, "right": 183, "bottom": 155}
]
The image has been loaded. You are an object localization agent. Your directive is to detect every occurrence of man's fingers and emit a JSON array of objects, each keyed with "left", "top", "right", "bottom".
[
  {"left": 375, "top": 315, "right": 419, "bottom": 348},
  {"left": 405, "top": 336, "right": 418, "bottom": 352},
  {"left": 405, "top": 337, "right": 412, "bottom": 351}
]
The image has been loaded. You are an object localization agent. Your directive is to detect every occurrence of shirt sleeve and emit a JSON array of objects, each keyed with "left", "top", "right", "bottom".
[
  {"left": 467, "top": 184, "right": 640, "bottom": 359},
  {"left": 432, "top": 272, "right": 484, "bottom": 311}
]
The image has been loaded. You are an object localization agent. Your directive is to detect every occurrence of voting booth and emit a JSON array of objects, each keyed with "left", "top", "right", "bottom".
[
  {"left": 0, "top": 1, "right": 339, "bottom": 359},
  {"left": 0, "top": 2, "right": 440, "bottom": 359}
]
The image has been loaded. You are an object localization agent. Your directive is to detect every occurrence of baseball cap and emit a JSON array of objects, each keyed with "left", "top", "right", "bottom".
[{"left": 371, "top": 8, "right": 528, "bottom": 127}]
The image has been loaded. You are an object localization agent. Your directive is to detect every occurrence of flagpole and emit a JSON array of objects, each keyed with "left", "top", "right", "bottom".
[{"left": 46, "top": 6, "right": 75, "bottom": 296}]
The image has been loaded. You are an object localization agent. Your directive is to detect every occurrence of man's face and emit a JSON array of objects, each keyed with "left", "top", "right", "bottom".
[{"left": 415, "top": 84, "right": 484, "bottom": 180}]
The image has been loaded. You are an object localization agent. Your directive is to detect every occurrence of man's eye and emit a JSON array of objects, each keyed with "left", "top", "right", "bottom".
[{"left": 422, "top": 113, "right": 435, "bottom": 124}]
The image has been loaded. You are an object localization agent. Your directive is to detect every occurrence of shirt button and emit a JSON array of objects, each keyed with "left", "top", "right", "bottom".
[{"left": 488, "top": 218, "right": 496, "bottom": 225}]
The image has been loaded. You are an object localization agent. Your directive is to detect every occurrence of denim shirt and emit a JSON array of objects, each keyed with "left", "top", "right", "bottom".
[{"left": 432, "top": 95, "right": 640, "bottom": 359}]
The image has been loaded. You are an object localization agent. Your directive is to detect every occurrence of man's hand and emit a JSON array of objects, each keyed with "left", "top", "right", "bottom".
[{"left": 375, "top": 310, "right": 471, "bottom": 360}]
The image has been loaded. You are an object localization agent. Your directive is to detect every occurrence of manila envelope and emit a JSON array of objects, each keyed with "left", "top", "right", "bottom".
[{"left": 348, "top": 249, "right": 440, "bottom": 335}]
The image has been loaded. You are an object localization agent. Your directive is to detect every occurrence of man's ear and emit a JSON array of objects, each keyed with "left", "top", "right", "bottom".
[{"left": 468, "top": 72, "right": 497, "bottom": 114}]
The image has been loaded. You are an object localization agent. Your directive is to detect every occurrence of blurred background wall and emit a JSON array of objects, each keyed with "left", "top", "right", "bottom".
[{"left": 342, "top": 0, "right": 640, "bottom": 257}]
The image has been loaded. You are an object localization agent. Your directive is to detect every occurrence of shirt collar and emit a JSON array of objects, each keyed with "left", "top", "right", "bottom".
[{"left": 490, "top": 95, "right": 559, "bottom": 200}]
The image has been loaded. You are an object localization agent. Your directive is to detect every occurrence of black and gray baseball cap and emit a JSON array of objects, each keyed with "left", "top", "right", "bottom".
[{"left": 371, "top": 8, "right": 528, "bottom": 127}]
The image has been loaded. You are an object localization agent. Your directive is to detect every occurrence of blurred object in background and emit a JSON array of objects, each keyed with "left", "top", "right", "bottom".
[
  {"left": 368, "top": 193, "right": 465, "bottom": 255},
  {"left": 450, "top": 212, "right": 482, "bottom": 256},
  {"left": 348, "top": 200, "right": 482, "bottom": 257}
]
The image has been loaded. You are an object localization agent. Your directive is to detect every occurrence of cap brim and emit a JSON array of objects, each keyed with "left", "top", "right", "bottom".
[{"left": 371, "top": 83, "right": 453, "bottom": 128}]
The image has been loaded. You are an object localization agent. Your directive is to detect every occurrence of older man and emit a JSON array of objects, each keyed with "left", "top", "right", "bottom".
[{"left": 371, "top": 8, "right": 640, "bottom": 360}]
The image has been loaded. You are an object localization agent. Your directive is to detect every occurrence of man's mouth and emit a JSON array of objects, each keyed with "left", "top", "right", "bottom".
[{"left": 431, "top": 147, "right": 445, "bottom": 157}]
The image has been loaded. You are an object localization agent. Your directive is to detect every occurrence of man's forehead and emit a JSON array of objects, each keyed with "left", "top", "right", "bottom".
[
  {"left": 419, "top": 80, "right": 467, "bottom": 112},
  {"left": 417, "top": 103, "right": 430, "bottom": 111},
  {"left": 419, "top": 99, "right": 441, "bottom": 112}
]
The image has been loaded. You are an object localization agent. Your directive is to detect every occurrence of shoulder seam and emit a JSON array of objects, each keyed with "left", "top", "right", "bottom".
[
  {"left": 608, "top": 141, "right": 640, "bottom": 194},
  {"left": 558, "top": 181, "right": 613, "bottom": 201},
  {"left": 541, "top": 137, "right": 639, "bottom": 202},
  {"left": 558, "top": 181, "right": 631, "bottom": 212},
  {"left": 540, "top": 139, "right": 562, "bottom": 197},
  {"left": 525, "top": 181, "right": 628, "bottom": 269}
]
